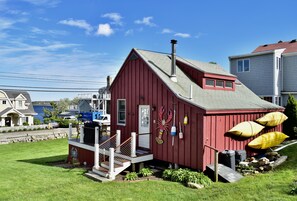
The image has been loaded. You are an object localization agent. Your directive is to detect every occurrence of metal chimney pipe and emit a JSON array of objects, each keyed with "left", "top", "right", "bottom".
[{"left": 170, "top": 39, "right": 177, "bottom": 82}]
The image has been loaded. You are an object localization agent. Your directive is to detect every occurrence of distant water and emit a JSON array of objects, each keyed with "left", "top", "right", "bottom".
[{"left": 33, "top": 105, "right": 53, "bottom": 122}]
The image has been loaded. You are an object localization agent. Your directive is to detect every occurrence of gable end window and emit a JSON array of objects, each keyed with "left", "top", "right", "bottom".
[
  {"left": 206, "top": 79, "right": 215, "bottom": 87},
  {"left": 237, "top": 59, "right": 250, "bottom": 72},
  {"left": 117, "top": 99, "right": 126, "bottom": 125},
  {"left": 2, "top": 100, "right": 6, "bottom": 104}
]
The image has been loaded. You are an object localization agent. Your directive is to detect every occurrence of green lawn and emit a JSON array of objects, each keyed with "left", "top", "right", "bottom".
[{"left": 0, "top": 139, "right": 296, "bottom": 201}]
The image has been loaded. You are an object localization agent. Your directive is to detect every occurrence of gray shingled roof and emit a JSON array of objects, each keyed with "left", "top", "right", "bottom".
[
  {"left": 2, "top": 90, "right": 36, "bottom": 114},
  {"left": 135, "top": 49, "right": 282, "bottom": 111}
]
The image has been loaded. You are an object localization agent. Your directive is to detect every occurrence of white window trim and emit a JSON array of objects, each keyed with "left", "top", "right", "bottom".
[
  {"left": 117, "top": 99, "right": 126, "bottom": 126},
  {"left": 237, "top": 59, "right": 250, "bottom": 73}
]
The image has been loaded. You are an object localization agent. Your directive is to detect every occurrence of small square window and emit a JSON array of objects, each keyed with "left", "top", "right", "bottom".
[
  {"left": 226, "top": 81, "right": 233, "bottom": 88},
  {"left": 206, "top": 79, "right": 215, "bottom": 86},
  {"left": 2, "top": 100, "right": 6, "bottom": 104},
  {"left": 216, "top": 80, "right": 224, "bottom": 87}
]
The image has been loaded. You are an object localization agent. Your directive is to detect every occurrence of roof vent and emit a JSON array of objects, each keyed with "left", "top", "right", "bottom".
[
  {"left": 278, "top": 40, "right": 283, "bottom": 43},
  {"left": 290, "top": 39, "right": 297, "bottom": 43},
  {"left": 263, "top": 44, "right": 268, "bottom": 47}
]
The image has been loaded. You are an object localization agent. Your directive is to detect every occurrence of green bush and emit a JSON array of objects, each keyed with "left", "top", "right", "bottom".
[
  {"left": 34, "top": 118, "right": 41, "bottom": 125},
  {"left": 138, "top": 168, "right": 153, "bottom": 177},
  {"left": 162, "top": 169, "right": 174, "bottom": 180},
  {"left": 125, "top": 172, "right": 138, "bottom": 181},
  {"left": 162, "top": 168, "right": 212, "bottom": 187},
  {"left": 284, "top": 94, "right": 297, "bottom": 139},
  {"left": 23, "top": 122, "right": 29, "bottom": 126}
]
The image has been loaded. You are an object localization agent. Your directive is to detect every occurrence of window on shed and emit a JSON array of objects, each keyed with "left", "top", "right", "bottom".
[
  {"left": 206, "top": 79, "right": 215, "bottom": 87},
  {"left": 216, "top": 80, "right": 224, "bottom": 87},
  {"left": 225, "top": 81, "right": 233, "bottom": 88},
  {"left": 117, "top": 99, "right": 126, "bottom": 125},
  {"left": 237, "top": 59, "right": 250, "bottom": 72}
]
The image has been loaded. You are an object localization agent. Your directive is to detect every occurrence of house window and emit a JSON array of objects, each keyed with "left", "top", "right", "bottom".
[
  {"left": 2, "top": 100, "right": 6, "bottom": 104},
  {"left": 225, "top": 81, "right": 233, "bottom": 88},
  {"left": 237, "top": 59, "right": 250, "bottom": 72},
  {"left": 262, "top": 96, "right": 273, "bottom": 103},
  {"left": 206, "top": 79, "right": 215, "bottom": 87},
  {"left": 18, "top": 101, "right": 22, "bottom": 108},
  {"left": 216, "top": 80, "right": 224, "bottom": 87},
  {"left": 117, "top": 99, "right": 126, "bottom": 125}
]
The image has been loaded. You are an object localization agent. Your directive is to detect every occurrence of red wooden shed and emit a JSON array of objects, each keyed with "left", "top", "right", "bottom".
[{"left": 109, "top": 40, "right": 283, "bottom": 171}]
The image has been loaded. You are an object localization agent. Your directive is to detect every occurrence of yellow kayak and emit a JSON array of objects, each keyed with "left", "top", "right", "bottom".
[
  {"left": 228, "top": 121, "right": 264, "bottom": 137},
  {"left": 248, "top": 132, "right": 289, "bottom": 149},
  {"left": 256, "top": 112, "right": 288, "bottom": 127}
]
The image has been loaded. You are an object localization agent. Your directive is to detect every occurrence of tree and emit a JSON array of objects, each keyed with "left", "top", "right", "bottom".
[{"left": 283, "top": 94, "right": 297, "bottom": 139}]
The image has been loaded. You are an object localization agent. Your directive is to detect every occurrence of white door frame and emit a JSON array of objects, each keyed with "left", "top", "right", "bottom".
[{"left": 138, "top": 105, "right": 150, "bottom": 149}]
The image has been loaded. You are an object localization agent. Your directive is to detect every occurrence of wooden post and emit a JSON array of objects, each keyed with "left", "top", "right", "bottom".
[
  {"left": 131, "top": 132, "right": 136, "bottom": 157},
  {"left": 214, "top": 150, "right": 219, "bottom": 182},
  {"left": 68, "top": 123, "right": 72, "bottom": 140},
  {"left": 116, "top": 130, "right": 121, "bottom": 153},
  {"left": 93, "top": 127, "right": 100, "bottom": 169},
  {"left": 79, "top": 125, "right": 84, "bottom": 143},
  {"left": 109, "top": 148, "right": 115, "bottom": 179}
]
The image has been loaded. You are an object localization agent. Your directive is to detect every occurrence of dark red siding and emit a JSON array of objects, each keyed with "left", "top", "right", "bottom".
[
  {"left": 203, "top": 112, "right": 282, "bottom": 169},
  {"left": 68, "top": 145, "right": 94, "bottom": 166}
]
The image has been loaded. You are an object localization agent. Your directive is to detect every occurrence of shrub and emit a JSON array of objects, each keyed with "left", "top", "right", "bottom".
[
  {"left": 284, "top": 94, "right": 297, "bottom": 139},
  {"left": 138, "top": 168, "right": 153, "bottom": 177},
  {"left": 125, "top": 172, "right": 138, "bottom": 181},
  {"left": 162, "top": 168, "right": 212, "bottom": 187},
  {"left": 34, "top": 118, "right": 41, "bottom": 125},
  {"left": 23, "top": 122, "right": 29, "bottom": 126},
  {"left": 162, "top": 169, "right": 174, "bottom": 180}
]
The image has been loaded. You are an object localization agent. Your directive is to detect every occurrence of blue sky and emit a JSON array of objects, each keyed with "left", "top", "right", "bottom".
[{"left": 1, "top": 0, "right": 297, "bottom": 101}]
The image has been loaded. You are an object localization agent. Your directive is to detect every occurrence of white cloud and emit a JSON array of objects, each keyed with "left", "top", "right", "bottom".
[
  {"left": 125, "top": 29, "right": 134, "bottom": 36},
  {"left": 58, "top": 19, "right": 93, "bottom": 34},
  {"left": 102, "top": 13, "right": 123, "bottom": 25},
  {"left": 174, "top": 33, "right": 191, "bottom": 38},
  {"left": 134, "top": 16, "right": 156, "bottom": 27},
  {"left": 21, "top": 0, "right": 60, "bottom": 7},
  {"left": 162, "top": 28, "right": 173, "bottom": 34},
  {"left": 31, "top": 27, "right": 68, "bottom": 36},
  {"left": 0, "top": 41, "right": 79, "bottom": 54},
  {"left": 0, "top": 18, "right": 14, "bottom": 30},
  {"left": 96, "top": 23, "right": 114, "bottom": 36}
]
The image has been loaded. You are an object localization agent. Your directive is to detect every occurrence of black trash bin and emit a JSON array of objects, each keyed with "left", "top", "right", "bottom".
[
  {"left": 83, "top": 122, "right": 101, "bottom": 144},
  {"left": 235, "top": 150, "right": 247, "bottom": 165},
  {"left": 219, "top": 150, "right": 236, "bottom": 170}
]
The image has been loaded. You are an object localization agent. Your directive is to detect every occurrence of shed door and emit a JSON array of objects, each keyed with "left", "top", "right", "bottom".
[{"left": 138, "top": 105, "right": 150, "bottom": 149}]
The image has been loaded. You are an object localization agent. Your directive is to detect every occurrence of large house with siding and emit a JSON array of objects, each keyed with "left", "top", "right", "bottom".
[
  {"left": 229, "top": 39, "right": 297, "bottom": 106},
  {"left": 0, "top": 90, "right": 36, "bottom": 127}
]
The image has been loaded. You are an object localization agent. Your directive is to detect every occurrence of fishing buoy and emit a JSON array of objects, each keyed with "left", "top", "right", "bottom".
[
  {"left": 179, "top": 122, "right": 183, "bottom": 139},
  {"left": 171, "top": 105, "right": 177, "bottom": 146},
  {"left": 183, "top": 115, "right": 188, "bottom": 125}
]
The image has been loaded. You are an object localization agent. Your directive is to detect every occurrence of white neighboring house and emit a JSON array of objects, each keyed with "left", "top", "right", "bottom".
[{"left": 0, "top": 90, "right": 37, "bottom": 127}]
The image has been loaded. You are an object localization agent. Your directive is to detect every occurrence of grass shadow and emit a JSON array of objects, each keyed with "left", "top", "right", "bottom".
[{"left": 18, "top": 155, "right": 68, "bottom": 167}]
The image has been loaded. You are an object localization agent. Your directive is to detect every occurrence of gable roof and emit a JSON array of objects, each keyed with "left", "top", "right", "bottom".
[
  {"left": 253, "top": 40, "right": 297, "bottom": 54},
  {"left": 134, "top": 49, "right": 282, "bottom": 112},
  {"left": 1, "top": 90, "right": 36, "bottom": 114}
]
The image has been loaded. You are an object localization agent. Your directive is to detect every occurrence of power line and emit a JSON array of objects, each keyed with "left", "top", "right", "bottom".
[
  {"left": 0, "top": 84, "right": 102, "bottom": 90},
  {"left": 0, "top": 75, "right": 106, "bottom": 84},
  {"left": 0, "top": 71, "right": 117, "bottom": 79},
  {"left": 1, "top": 88, "right": 99, "bottom": 92}
]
